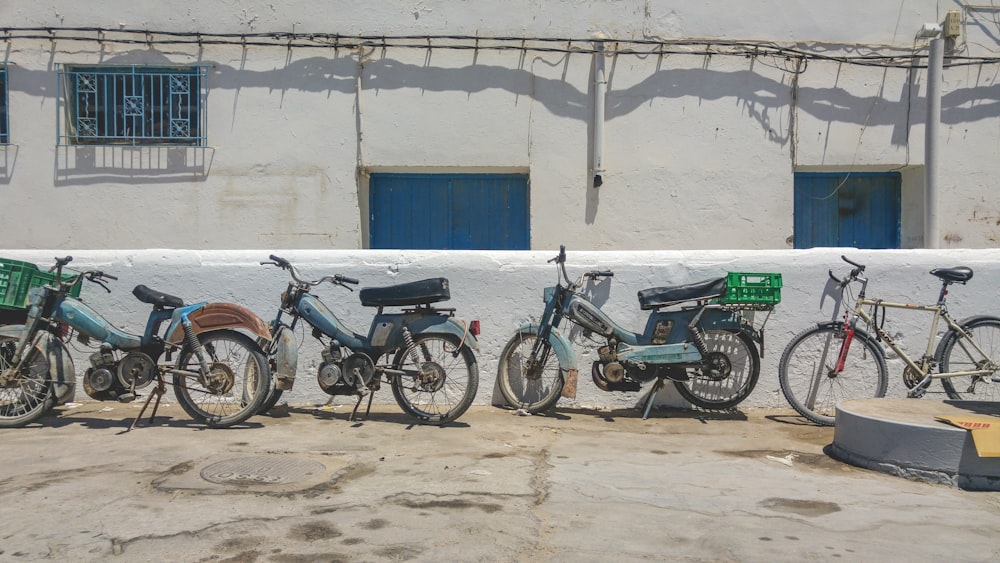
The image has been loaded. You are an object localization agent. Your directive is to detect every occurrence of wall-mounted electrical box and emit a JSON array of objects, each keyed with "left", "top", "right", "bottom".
[{"left": 944, "top": 10, "right": 961, "bottom": 38}]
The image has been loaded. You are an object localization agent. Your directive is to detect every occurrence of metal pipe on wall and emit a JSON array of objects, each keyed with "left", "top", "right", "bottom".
[
  {"left": 924, "top": 37, "right": 943, "bottom": 248},
  {"left": 593, "top": 39, "right": 607, "bottom": 188}
]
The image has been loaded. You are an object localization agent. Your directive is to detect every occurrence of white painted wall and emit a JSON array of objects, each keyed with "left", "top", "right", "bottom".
[
  {"left": 1, "top": 1, "right": 998, "bottom": 250},
  {"left": 4, "top": 248, "right": 999, "bottom": 411}
]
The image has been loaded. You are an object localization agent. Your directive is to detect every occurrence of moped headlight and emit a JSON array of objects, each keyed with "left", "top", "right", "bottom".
[{"left": 543, "top": 286, "right": 556, "bottom": 303}]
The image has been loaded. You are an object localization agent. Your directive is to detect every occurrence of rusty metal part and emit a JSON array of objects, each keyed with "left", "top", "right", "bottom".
[{"left": 166, "top": 303, "right": 271, "bottom": 344}]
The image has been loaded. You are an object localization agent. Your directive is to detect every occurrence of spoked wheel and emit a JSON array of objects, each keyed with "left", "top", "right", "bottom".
[
  {"left": 173, "top": 330, "right": 271, "bottom": 428},
  {"left": 939, "top": 318, "right": 1000, "bottom": 402},
  {"left": 0, "top": 337, "right": 55, "bottom": 428},
  {"left": 778, "top": 324, "right": 888, "bottom": 426},
  {"left": 496, "top": 330, "right": 564, "bottom": 413},
  {"left": 390, "top": 334, "right": 479, "bottom": 425},
  {"left": 674, "top": 330, "right": 760, "bottom": 410}
]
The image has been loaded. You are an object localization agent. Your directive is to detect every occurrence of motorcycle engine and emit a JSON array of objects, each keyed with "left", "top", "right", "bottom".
[
  {"left": 317, "top": 346, "right": 377, "bottom": 396},
  {"left": 83, "top": 347, "right": 156, "bottom": 401}
]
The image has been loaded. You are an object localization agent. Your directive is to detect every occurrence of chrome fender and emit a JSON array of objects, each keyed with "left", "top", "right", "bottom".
[
  {"left": 166, "top": 302, "right": 272, "bottom": 344},
  {"left": 0, "top": 325, "right": 76, "bottom": 405},
  {"left": 272, "top": 325, "right": 298, "bottom": 391}
]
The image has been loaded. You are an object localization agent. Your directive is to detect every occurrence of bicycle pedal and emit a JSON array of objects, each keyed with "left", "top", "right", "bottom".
[{"left": 907, "top": 388, "right": 926, "bottom": 399}]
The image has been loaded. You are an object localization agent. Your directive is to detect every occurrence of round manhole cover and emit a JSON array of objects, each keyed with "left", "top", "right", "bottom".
[{"left": 200, "top": 456, "right": 327, "bottom": 486}]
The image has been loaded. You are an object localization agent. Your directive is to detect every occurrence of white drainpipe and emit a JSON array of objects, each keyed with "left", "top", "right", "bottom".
[{"left": 593, "top": 38, "right": 607, "bottom": 188}]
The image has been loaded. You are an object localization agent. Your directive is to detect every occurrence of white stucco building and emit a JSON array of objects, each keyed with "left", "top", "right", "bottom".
[{"left": 2, "top": 1, "right": 998, "bottom": 251}]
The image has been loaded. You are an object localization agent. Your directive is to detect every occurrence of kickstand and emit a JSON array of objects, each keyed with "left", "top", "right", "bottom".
[
  {"left": 349, "top": 391, "right": 376, "bottom": 422},
  {"left": 641, "top": 378, "right": 666, "bottom": 420},
  {"left": 128, "top": 380, "right": 166, "bottom": 432}
]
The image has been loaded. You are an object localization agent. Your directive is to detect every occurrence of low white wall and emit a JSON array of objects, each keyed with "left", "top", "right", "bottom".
[{"left": 4, "top": 248, "right": 999, "bottom": 411}]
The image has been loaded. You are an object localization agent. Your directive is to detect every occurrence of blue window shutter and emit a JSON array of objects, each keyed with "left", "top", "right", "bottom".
[
  {"left": 794, "top": 172, "right": 900, "bottom": 249},
  {"left": 370, "top": 173, "right": 529, "bottom": 249}
]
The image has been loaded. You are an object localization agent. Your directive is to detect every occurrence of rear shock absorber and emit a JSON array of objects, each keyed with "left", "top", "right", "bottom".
[{"left": 183, "top": 320, "right": 211, "bottom": 376}]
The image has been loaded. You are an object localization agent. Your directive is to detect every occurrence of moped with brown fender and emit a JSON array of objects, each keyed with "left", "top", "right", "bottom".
[{"left": 0, "top": 256, "right": 272, "bottom": 429}]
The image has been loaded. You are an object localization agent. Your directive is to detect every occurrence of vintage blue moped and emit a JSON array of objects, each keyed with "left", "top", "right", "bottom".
[
  {"left": 496, "top": 246, "right": 777, "bottom": 417},
  {"left": 258, "top": 255, "right": 479, "bottom": 425},
  {"left": 0, "top": 256, "right": 272, "bottom": 429}
]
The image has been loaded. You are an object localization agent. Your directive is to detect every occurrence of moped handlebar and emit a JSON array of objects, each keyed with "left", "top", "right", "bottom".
[
  {"left": 585, "top": 270, "right": 614, "bottom": 279},
  {"left": 262, "top": 255, "right": 359, "bottom": 290}
]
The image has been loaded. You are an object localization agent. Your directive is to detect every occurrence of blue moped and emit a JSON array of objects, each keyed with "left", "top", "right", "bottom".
[
  {"left": 497, "top": 246, "right": 774, "bottom": 417},
  {"left": 258, "top": 255, "right": 479, "bottom": 425},
  {"left": 0, "top": 256, "right": 273, "bottom": 429}
]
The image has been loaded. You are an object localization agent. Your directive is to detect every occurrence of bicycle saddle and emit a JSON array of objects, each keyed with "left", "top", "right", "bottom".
[
  {"left": 637, "top": 277, "right": 726, "bottom": 310},
  {"left": 930, "top": 267, "right": 973, "bottom": 284},
  {"left": 132, "top": 285, "right": 185, "bottom": 308}
]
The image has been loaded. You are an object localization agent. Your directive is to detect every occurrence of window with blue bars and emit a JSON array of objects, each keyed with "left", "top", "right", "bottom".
[
  {"left": 1, "top": 64, "right": 8, "bottom": 145},
  {"left": 58, "top": 65, "right": 206, "bottom": 146}
]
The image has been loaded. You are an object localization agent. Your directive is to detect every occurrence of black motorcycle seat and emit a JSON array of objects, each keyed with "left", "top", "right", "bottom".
[
  {"left": 132, "top": 285, "right": 184, "bottom": 308},
  {"left": 359, "top": 278, "right": 451, "bottom": 307},
  {"left": 930, "top": 266, "right": 973, "bottom": 283},
  {"left": 637, "top": 277, "right": 726, "bottom": 310}
]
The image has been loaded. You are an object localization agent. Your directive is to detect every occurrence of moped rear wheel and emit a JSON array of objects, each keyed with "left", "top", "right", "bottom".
[
  {"left": 674, "top": 329, "right": 760, "bottom": 410},
  {"left": 496, "top": 331, "right": 564, "bottom": 414},
  {"left": 173, "top": 330, "right": 271, "bottom": 428},
  {"left": 390, "top": 333, "right": 479, "bottom": 425},
  {"left": 0, "top": 337, "right": 55, "bottom": 428}
]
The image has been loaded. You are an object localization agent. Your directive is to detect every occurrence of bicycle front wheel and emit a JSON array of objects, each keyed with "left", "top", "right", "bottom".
[
  {"left": 939, "top": 317, "right": 1000, "bottom": 402},
  {"left": 778, "top": 324, "right": 887, "bottom": 426},
  {"left": 496, "top": 330, "right": 564, "bottom": 413},
  {"left": 0, "top": 337, "right": 54, "bottom": 428},
  {"left": 173, "top": 330, "right": 271, "bottom": 428}
]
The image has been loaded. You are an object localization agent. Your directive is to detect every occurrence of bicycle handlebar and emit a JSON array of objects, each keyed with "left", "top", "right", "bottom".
[{"left": 829, "top": 255, "right": 868, "bottom": 290}]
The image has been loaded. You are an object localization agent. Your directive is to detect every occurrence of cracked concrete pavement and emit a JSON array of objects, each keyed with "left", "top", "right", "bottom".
[{"left": 1, "top": 403, "right": 999, "bottom": 562}]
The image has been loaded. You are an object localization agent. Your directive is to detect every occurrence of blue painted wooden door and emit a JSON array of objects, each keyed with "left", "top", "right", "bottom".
[
  {"left": 369, "top": 173, "right": 530, "bottom": 250},
  {"left": 794, "top": 172, "right": 901, "bottom": 249}
]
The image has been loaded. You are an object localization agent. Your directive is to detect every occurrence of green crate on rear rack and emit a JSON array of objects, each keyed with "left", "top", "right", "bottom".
[
  {"left": 721, "top": 272, "right": 782, "bottom": 305},
  {"left": 0, "top": 258, "right": 81, "bottom": 310}
]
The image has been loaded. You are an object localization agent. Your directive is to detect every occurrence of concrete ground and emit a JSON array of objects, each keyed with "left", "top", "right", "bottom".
[{"left": 1, "top": 402, "right": 999, "bottom": 562}]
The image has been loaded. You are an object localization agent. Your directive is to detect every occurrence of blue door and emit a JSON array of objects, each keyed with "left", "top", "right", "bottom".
[
  {"left": 369, "top": 173, "right": 530, "bottom": 250},
  {"left": 794, "top": 172, "right": 901, "bottom": 249}
]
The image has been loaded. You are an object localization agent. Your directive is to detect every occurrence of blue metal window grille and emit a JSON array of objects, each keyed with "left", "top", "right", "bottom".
[
  {"left": 0, "top": 64, "right": 8, "bottom": 145},
  {"left": 58, "top": 65, "right": 206, "bottom": 146}
]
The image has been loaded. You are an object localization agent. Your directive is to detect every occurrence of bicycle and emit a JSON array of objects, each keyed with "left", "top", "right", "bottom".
[{"left": 778, "top": 255, "right": 1000, "bottom": 426}]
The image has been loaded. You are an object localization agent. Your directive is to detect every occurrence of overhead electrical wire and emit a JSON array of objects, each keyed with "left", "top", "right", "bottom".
[{"left": 3, "top": 26, "right": 999, "bottom": 70}]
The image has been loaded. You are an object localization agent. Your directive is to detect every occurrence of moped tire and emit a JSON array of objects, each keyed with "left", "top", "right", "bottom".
[
  {"left": 256, "top": 385, "right": 284, "bottom": 415},
  {"left": 496, "top": 330, "right": 564, "bottom": 414},
  {"left": 0, "top": 337, "right": 56, "bottom": 428},
  {"left": 173, "top": 329, "right": 272, "bottom": 428},
  {"left": 390, "top": 333, "right": 479, "bottom": 425},
  {"left": 673, "top": 329, "right": 760, "bottom": 410}
]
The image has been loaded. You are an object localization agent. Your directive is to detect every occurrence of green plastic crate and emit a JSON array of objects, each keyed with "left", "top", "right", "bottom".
[
  {"left": 0, "top": 258, "right": 81, "bottom": 311},
  {"left": 721, "top": 272, "right": 782, "bottom": 305}
]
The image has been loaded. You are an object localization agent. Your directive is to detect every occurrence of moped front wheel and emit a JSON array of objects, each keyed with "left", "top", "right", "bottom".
[
  {"left": 173, "top": 330, "right": 271, "bottom": 428},
  {"left": 391, "top": 333, "right": 479, "bottom": 425},
  {"left": 496, "top": 330, "right": 564, "bottom": 413},
  {"left": 674, "top": 329, "right": 760, "bottom": 410},
  {"left": 0, "top": 337, "right": 55, "bottom": 428}
]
